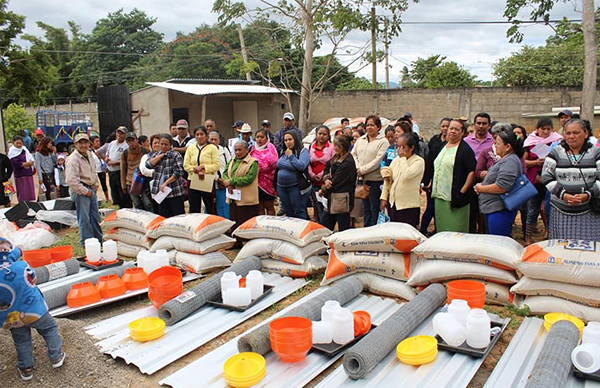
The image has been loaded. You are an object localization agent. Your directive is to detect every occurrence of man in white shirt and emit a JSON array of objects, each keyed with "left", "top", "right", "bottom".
[{"left": 105, "top": 126, "right": 131, "bottom": 208}]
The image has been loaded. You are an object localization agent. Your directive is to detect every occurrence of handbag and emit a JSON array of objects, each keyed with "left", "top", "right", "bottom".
[
  {"left": 500, "top": 162, "right": 538, "bottom": 211},
  {"left": 330, "top": 192, "right": 350, "bottom": 214},
  {"left": 129, "top": 168, "right": 146, "bottom": 196},
  {"left": 297, "top": 169, "right": 311, "bottom": 192},
  {"left": 355, "top": 180, "right": 370, "bottom": 199},
  {"left": 571, "top": 150, "right": 600, "bottom": 214}
]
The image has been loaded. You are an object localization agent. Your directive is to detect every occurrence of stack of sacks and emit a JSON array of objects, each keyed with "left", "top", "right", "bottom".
[
  {"left": 233, "top": 216, "right": 331, "bottom": 278},
  {"left": 102, "top": 209, "right": 165, "bottom": 258},
  {"left": 513, "top": 239, "right": 600, "bottom": 321},
  {"left": 146, "top": 214, "right": 235, "bottom": 274},
  {"left": 409, "top": 232, "right": 521, "bottom": 305},
  {"left": 321, "top": 223, "right": 427, "bottom": 300}
]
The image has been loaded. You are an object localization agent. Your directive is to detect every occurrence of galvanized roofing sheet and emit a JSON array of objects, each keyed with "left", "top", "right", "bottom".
[
  {"left": 314, "top": 310, "right": 509, "bottom": 388},
  {"left": 484, "top": 317, "right": 600, "bottom": 388},
  {"left": 147, "top": 81, "right": 296, "bottom": 96},
  {"left": 160, "top": 291, "right": 403, "bottom": 388},
  {"left": 85, "top": 272, "right": 307, "bottom": 375}
]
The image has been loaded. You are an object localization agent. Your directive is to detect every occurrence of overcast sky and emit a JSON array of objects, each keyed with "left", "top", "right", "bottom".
[{"left": 9, "top": 0, "right": 583, "bottom": 83}]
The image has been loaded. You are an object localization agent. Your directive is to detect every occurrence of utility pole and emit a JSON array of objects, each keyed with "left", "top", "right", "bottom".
[
  {"left": 581, "top": 0, "right": 597, "bottom": 130},
  {"left": 237, "top": 24, "right": 252, "bottom": 82},
  {"left": 371, "top": 7, "right": 377, "bottom": 89},
  {"left": 384, "top": 19, "right": 389, "bottom": 89}
]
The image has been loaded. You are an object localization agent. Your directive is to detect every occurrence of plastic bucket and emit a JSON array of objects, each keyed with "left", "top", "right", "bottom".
[
  {"left": 447, "top": 280, "right": 486, "bottom": 308},
  {"left": 353, "top": 311, "right": 372, "bottom": 336},
  {"left": 50, "top": 246, "right": 73, "bottom": 262},
  {"left": 148, "top": 266, "right": 182, "bottom": 308},
  {"left": 122, "top": 268, "right": 149, "bottom": 291},
  {"left": 269, "top": 317, "right": 312, "bottom": 363},
  {"left": 67, "top": 282, "right": 102, "bottom": 307},
  {"left": 23, "top": 249, "right": 52, "bottom": 268},
  {"left": 95, "top": 274, "right": 127, "bottom": 299}
]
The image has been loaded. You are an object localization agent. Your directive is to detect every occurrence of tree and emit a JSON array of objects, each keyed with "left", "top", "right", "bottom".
[
  {"left": 504, "top": 0, "right": 597, "bottom": 128},
  {"left": 401, "top": 55, "right": 476, "bottom": 88},
  {"left": 0, "top": 0, "right": 24, "bottom": 60},
  {"left": 336, "top": 77, "right": 384, "bottom": 90},
  {"left": 2, "top": 103, "right": 35, "bottom": 141},
  {"left": 409, "top": 55, "right": 445, "bottom": 86}
]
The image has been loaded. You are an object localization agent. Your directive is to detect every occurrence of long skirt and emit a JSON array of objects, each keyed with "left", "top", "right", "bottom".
[
  {"left": 15, "top": 175, "right": 35, "bottom": 202},
  {"left": 549, "top": 204, "right": 600, "bottom": 240},
  {"left": 434, "top": 198, "right": 470, "bottom": 233}
]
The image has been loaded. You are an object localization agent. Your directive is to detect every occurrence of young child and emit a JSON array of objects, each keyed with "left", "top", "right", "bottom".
[
  {"left": 0, "top": 238, "right": 65, "bottom": 381},
  {"left": 55, "top": 154, "right": 69, "bottom": 198}
]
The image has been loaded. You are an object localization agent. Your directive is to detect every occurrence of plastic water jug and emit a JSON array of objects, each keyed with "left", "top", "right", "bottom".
[
  {"left": 102, "top": 240, "right": 118, "bottom": 263},
  {"left": 155, "top": 249, "right": 170, "bottom": 268},
  {"left": 85, "top": 239, "right": 101, "bottom": 264},
  {"left": 223, "top": 287, "right": 251, "bottom": 307},
  {"left": 321, "top": 300, "right": 342, "bottom": 322},
  {"left": 221, "top": 272, "right": 240, "bottom": 296},
  {"left": 433, "top": 312, "right": 466, "bottom": 347},
  {"left": 332, "top": 308, "right": 354, "bottom": 345},
  {"left": 572, "top": 343, "right": 600, "bottom": 374},
  {"left": 246, "top": 271, "right": 264, "bottom": 300},
  {"left": 466, "top": 309, "right": 491, "bottom": 349},
  {"left": 448, "top": 299, "right": 470, "bottom": 328},
  {"left": 583, "top": 322, "right": 600, "bottom": 346},
  {"left": 312, "top": 321, "right": 333, "bottom": 344}
]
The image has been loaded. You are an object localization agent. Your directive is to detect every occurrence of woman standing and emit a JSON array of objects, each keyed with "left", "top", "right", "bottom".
[
  {"left": 380, "top": 134, "right": 425, "bottom": 228},
  {"left": 139, "top": 134, "right": 161, "bottom": 213},
  {"left": 319, "top": 135, "right": 357, "bottom": 231},
  {"left": 542, "top": 119, "right": 600, "bottom": 240},
  {"left": 34, "top": 136, "right": 57, "bottom": 201},
  {"left": 308, "top": 126, "right": 334, "bottom": 222},
  {"left": 184, "top": 126, "right": 220, "bottom": 214},
  {"left": 0, "top": 151, "right": 13, "bottom": 207},
  {"left": 8, "top": 136, "right": 36, "bottom": 202},
  {"left": 91, "top": 136, "right": 110, "bottom": 202},
  {"left": 146, "top": 134, "right": 186, "bottom": 217},
  {"left": 351, "top": 115, "right": 389, "bottom": 227},
  {"left": 474, "top": 130, "right": 524, "bottom": 236},
  {"left": 250, "top": 128, "right": 278, "bottom": 215},
  {"left": 277, "top": 131, "right": 310, "bottom": 219},
  {"left": 523, "top": 117, "right": 563, "bottom": 244},
  {"left": 431, "top": 120, "right": 476, "bottom": 233}
]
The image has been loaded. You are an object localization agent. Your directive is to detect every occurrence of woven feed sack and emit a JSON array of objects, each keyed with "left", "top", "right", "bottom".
[
  {"left": 342, "top": 283, "right": 446, "bottom": 379},
  {"left": 515, "top": 239, "right": 600, "bottom": 286},
  {"left": 355, "top": 273, "right": 416, "bottom": 301},
  {"left": 260, "top": 256, "right": 326, "bottom": 278},
  {"left": 158, "top": 256, "right": 262, "bottom": 326},
  {"left": 146, "top": 213, "right": 234, "bottom": 242},
  {"left": 511, "top": 277, "right": 600, "bottom": 307},
  {"left": 34, "top": 259, "right": 80, "bottom": 285},
  {"left": 116, "top": 241, "right": 144, "bottom": 258},
  {"left": 234, "top": 239, "right": 326, "bottom": 265},
  {"left": 150, "top": 235, "right": 235, "bottom": 254},
  {"left": 321, "top": 249, "right": 415, "bottom": 286},
  {"left": 42, "top": 261, "right": 135, "bottom": 309},
  {"left": 521, "top": 296, "right": 600, "bottom": 322},
  {"left": 232, "top": 216, "right": 331, "bottom": 247},
  {"left": 406, "top": 259, "right": 517, "bottom": 287},
  {"left": 174, "top": 251, "right": 231, "bottom": 274},
  {"left": 102, "top": 208, "right": 165, "bottom": 234},
  {"left": 412, "top": 232, "right": 522, "bottom": 270},
  {"left": 323, "top": 222, "right": 426, "bottom": 253},
  {"left": 525, "top": 320, "right": 580, "bottom": 388},
  {"left": 103, "top": 228, "right": 153, "bottom": 249},
  {"left": 237, "top": 276, "right": 364, "bottom": 355}
]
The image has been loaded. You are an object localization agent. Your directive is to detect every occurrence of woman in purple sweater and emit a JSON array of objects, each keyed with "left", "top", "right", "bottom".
[{"left": 8, "top": 136, "right": 36, "bottom": 202}]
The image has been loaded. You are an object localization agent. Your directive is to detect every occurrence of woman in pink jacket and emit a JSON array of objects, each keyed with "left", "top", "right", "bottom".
[
  {"left": 250, "top": 128, "right": 279, "bottom": 215},
  {"left": 308, "top": 125, "right": 335, "bottom": 222}
]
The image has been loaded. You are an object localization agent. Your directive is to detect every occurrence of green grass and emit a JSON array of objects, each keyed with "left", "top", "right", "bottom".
[{"left": 52, "top": 228, "right": 85, "bottom": 257}]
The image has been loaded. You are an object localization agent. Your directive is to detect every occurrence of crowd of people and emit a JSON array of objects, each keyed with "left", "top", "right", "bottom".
[{"left": 3, "top": 109, "right": 599, "bottom": 247}]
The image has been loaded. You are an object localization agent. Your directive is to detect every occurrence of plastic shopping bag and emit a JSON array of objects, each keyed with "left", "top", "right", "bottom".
[{"left": 377, "top": 210, "right": 390, "bottom": 225}]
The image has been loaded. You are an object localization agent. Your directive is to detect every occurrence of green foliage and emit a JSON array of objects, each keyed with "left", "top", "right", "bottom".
[
  {"left": 503, "top": 0, "right": 565, "bottom": 43},
  {"left": 0, "top": 0, "right": 24, "bottom": 57},
  {"left": 336, "top": 76, "right": 383, "bottom": 90},
  {"left": 2, "top": 103, "right": 35, "bottom": 141},
  {"left": 401, "top": 55, "right": 476, "bottom": 88}
]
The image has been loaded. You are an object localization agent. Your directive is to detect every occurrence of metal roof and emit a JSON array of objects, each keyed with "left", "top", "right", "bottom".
[
  {"left": 160, "top": 293, "right": 403, "bottom": 388},
  {"left": 484, "top": 317, "right": 600, "bottom": 388},
  {"left": 85, "top": 272, "right": 307, "bottom": 375},
  {"left": 165, "top": 78, "right": 260, "bottom": 85},
  {"left": 313, "top": 310, "right": 509, "bottom": 388},
  {"left": 146, "top": 81, "right": 296, "bottom": 97}
]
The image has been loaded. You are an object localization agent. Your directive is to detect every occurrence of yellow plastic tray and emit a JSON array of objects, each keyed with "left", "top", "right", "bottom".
[
  {"left": 223, "top": 352, "right": 266, "bottom": 388},
  {"left": 396, "top": 335, "right": 438, "bottom": 366},
  {"left": 129, "top": 317, "right": 166, "bottom": 342}
]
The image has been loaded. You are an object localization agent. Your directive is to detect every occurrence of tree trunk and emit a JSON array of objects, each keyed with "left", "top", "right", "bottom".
[
  {"left": 581, "top": 0, "right": 597, "bottom": 131},
  {"left": 298, "top": 0, "right": 314, "bottom": 135}
]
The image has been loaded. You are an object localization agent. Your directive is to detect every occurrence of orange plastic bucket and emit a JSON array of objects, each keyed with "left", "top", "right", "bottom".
[
  {"left": 50, "top": 246, "right": 73, "bottom": 262},
  {"left": 122, "top": 268, "right": 149, "bottom": 291},
  {"left": 148, "top": 266, "right": 182, "bottom": 308},
  {"left": 353, "top": 311, "right": 372, "bottom": 336},
  {"left": 447, "top": 280, "right": 485, "bottom": 308},
  {"left": 67, "top": 282, "right": 102, "bottom": 307},
  {"left": 23, "top": 249, "right": 52, "bottom": 268},
  {"left": 269, "top": 317, "right": 312, "bottom": 363},
  {"left": 96, "top": 274, "right": 127, "bottom": 299}
]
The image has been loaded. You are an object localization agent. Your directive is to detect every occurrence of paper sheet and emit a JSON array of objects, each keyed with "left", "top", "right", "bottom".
[
  {"left": 315, "top": 192, "right": 328, "bottom": 208},
  {"left": 152, "top": 185, "right": 172, "bottom": 204},
  {"left": 189, "top": 173, "right": 215, "bottom": 192},
  {"left": 226, "top": 189, "right": 242, "bottom": 201},
  {"left": 530, "top": 143, "right": 551, "bottom": 159}
]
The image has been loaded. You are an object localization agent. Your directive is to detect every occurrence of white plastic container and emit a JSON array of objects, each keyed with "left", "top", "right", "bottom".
[
  {"left": 433, "top": 312, "right": 466, "bottom": 347},
  {"left": 312, "top": 321, "right": 334, "bottom": 344},
  {"left": 85, "top": 239, "right": 101, "bottom": 264},
  {"left": 466, "top": 309, "right": 491, "bottom": 349},
  {"left": 583, "top": 322, "right": 600, "bottom": 346},
  {"left": 136, "top": 250, "right": 148, "bottom": 268},
  {"left": 222, "top": 287, "right": 251, "bottom": 307},
  {"left": 448, "top": 299, "right": 470, "bottom": 328},
  {"left": 156, "top": 249, "right": 170, "bottom": 268},
  {"left": 572, "top": 343, "right": 600, "bottom": 374},
  {"left": 332, "top": 308, "right": 354, "bottom": 345},
  {"left": 321, "top": 300, "right": 342, "bottom": 322},
  {"left": 102, "top": 240, "right": 118, "bottom": 263},
  {"left": 221, "top": 272, "right": 240, "bottom": 295},
  {"left": 246, "top": 270, "right": 264, "bottom": 300}
]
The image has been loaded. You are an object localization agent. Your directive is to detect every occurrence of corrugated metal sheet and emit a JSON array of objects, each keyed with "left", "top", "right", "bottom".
[
  {"left": 97, "top": 85, "right": 131, "bottom": 142},
  {"left": 147, "top": 82, "right": 296, "bottom": 96},
  {"left": 313, "top": 311, "right": 510, "bottom": 388},
  {"left": 39, "top": 261, "right": 135, "bottom": 294},
  {"left": 85, "top": 273, "right": 307, "bottom": 375},
  {"left": 160, "top": 293, "right": 403, "bottom": 388},
  {"left": 484, "top": 317, "right": 600, "bottom": 388}
]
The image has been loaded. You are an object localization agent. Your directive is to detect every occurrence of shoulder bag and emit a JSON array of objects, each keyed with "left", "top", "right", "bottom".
[
  {"left": 500, "top": 159, "right": 538, "bottom": 211},
  {"left": 355, "top": 179, "right": 370, "bottom": 199}
]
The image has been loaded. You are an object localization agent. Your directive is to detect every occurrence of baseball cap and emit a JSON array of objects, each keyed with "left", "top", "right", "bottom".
[
  {"left": 403, "top": 112, "right": 412, "bottom": 119},
  {"left": 176, "top": 119, "right": 189, "bottom": 129},
  {"left": 125, "top": 132, "right": 137, "bottom": 140},
  {"left": 116, "top": 126, "right": 128, "bottom": 133},
  {"left": 231, "top": 120, "right": 244, "bottom": 128},
  {"left": 74, "top": 133, "right": 90, "bottom": 143},
  {"left": 34, "top": 128, "right": 44, "bottom": 135},
  {"left": 283, "top": 112, "right": 294, "bottom": 121},
  {"left": 239, "top": 123, "right": 252, "bottom": 133},
  {"left": 261, "top": 119, "right": 271, "bottom": 126},
  {"left": 558, "top": 109, "right": 573, "bottom": 118}
]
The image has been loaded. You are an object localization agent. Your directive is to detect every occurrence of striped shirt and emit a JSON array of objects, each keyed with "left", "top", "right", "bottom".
[{"left": 542, "top": 142, "right": 600, "bottom": 213}]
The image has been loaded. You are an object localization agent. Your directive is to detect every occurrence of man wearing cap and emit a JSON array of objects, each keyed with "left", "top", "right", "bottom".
[
  {"left": 403, "top": 113, "right": 420, "bottom": 134},
  {"left": 65, "top": 133, "right": 103, "bottom": 246},
  {"left": 274, "top": 112, "right": 302, "bottom": 155},
  {"left": 173, "top": 119, "right": 192, "bottom": 155},
  {"left": 558, "top": 109, "right": 573, "bottom": 133},
  {"left": 120, "top": 132, "right": 151, "bottom": 211},
  {"left": 105, "top": 126, "right": 131, "bottom": 208},
  {"left": 261, "top": 120, "right": 276, "bottom": 144},
  {"left": 31, "top": 128, "right": 45, "bottom": 152}
]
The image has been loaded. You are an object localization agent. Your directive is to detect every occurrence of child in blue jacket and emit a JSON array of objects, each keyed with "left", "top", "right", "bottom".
[{"left": 0, "top": 238, "right": 65, "bottom": 381}]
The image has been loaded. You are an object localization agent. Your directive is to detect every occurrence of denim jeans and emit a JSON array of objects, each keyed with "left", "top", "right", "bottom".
[
  {"left": 277, "top": 184, "right": 309, "bottom": 219},
  {"left": 127, "top": 184, "right": 153, "bottom": 211},
  {"left": 10, "top": 313, "right": 62, "bottom": 369},
  {"left": 362, "top": 180, "right": 383, "bottom": 227},
  {"left": 215, "top": 188, "right": 230, "bottom": 219},
  {"left": 72, "top": 189, "right": 103, "bottom": 246}
]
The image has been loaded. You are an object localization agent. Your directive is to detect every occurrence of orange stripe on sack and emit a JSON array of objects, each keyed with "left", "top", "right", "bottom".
[
  {"left": 281, "top": 257, "right": 296, "bottom": 264},
  {"left": 104, "top": 211, "right": 117, "bottom": 222},
  {"left": 324, "top": 249, "right": 347, "bottom": 280},
  {"left": 521, "top": 244, "right": 549, "bottom": 263},
  {"left": 289, "top": 270, "right": 309, "bottom": 278},
  {"left": 393, "top": 240, "right": 419, "bottom": 253},
  {"left": 147, "top": 216, "right": 166, "bottom": 231},
  {"left": 403, "top": 253, "right": 411, "bottom": 278},
  {"left": 194, "top": 215, "right": 223, "bottom": 233},
  {"left": 107, "top": 228, "right": 118, "bottom": 234},
  {"left": 299, "top": 221, "right": 325, "bottom": 239},
  {"left": 237, "top": 217, "right": 258, "bottom": 230},
  {"left": 508, "top": 291, "right": 515, "bottom": 304}
]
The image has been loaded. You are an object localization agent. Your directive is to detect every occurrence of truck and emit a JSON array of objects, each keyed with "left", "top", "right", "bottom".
[{"left": 35, "top": 110, "right": 97, "bottom": 152}]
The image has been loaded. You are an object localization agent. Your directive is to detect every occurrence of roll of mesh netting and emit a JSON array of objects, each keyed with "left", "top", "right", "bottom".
[
  {"left": 35, "top": 259, "right": 80, "bottom": 285},
  {"left": 525, "top": 320, "right": 580, "bottom": 388},
  {"left": 343, "top": 283, "right": 446, "bottom": 379},
  {"left": 237, "top": 275, "right": 364, "bottom": 355},
  {"left": 42, "top": 261, "right": 135, "bottom": 310},
  {"left": 158, "top": 256, "right": 262, "bottom": 326}
]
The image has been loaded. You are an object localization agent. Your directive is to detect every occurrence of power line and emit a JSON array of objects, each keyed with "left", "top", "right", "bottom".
[{"left": 382, "top": 18, "right": 582, "bottom": 25}]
